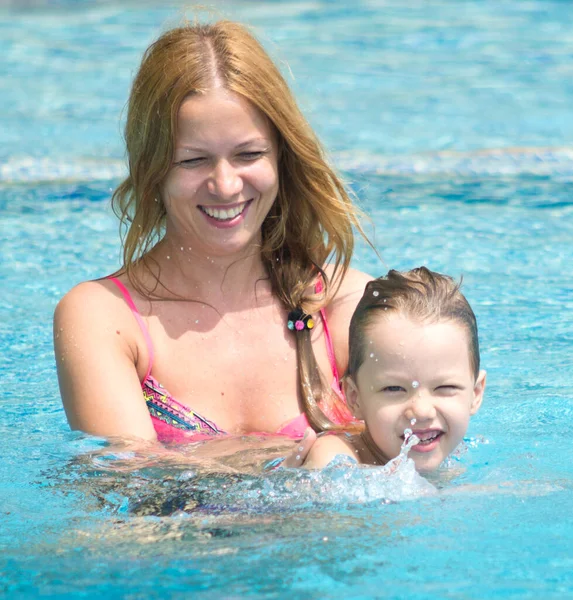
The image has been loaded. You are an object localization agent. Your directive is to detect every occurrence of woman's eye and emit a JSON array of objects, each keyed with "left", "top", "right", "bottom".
[
  {"left": 239, "top": 151, "right": 265, "bottom": 160},
  {"left": 177, "top": 157, "right": 205, "bottom": 167}
]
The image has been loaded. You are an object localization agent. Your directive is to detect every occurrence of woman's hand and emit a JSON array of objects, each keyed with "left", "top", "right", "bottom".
[{"left": 280, "top": 427, "right": 317, "bottom": 468}]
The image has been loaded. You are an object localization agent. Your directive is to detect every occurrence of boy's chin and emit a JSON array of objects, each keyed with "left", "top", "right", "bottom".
[{"left": 411, "top": 455, "right": 443, "bottom": 474}]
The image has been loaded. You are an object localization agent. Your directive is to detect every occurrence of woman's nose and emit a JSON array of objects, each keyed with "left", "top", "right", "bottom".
[{"left": 207, "top": 160, "right": 243, "bottom": 199}]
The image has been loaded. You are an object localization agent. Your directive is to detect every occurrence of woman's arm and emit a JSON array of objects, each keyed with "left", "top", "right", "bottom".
[{"left": 54, "top": 281, "right": 157, "bottom": 441}]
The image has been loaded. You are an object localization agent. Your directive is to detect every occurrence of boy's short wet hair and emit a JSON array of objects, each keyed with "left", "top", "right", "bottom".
[{"left": 347, "top": 267, "right": 480, "bottom": 379}]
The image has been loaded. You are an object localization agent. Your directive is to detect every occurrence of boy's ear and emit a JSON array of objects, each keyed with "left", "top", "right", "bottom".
[
  {"left": 470, "top": 370, "right": 487, "bottom": 415},
  {"left": 343, "top": 376, "right": 363, "bottom": 419}
]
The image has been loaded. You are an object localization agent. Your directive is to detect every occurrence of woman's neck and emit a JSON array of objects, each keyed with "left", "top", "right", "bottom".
[{"left": 143, "top": 237, "right": 272, "bottom": 309}]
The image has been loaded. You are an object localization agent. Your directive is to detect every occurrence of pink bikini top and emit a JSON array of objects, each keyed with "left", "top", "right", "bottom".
[{"left": 109, "top": 277, "right": 352, "bottom": 442}]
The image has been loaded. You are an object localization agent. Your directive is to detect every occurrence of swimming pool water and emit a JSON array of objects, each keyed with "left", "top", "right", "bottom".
[{"left": 1, "top": 1, "right": 572, "bottom": 598}]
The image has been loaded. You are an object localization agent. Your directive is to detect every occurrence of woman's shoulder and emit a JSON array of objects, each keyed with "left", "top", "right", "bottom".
[
  {"left": 54, "top": 277, "right": 132, "bottom": 328},
  {"left": 54, "top": 277, "right": 145, "bottom": 377},
  {"left": 322, "top": 265, "right": 372, "bottom": 318},
  {"left": 319, "top": 266, "right": 372, "bottom": 373},
  {"left": 331, "top": 265, "right": 373, "bottom": 296}
]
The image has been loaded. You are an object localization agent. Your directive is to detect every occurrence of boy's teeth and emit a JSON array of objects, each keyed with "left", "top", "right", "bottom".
[
  {"left": 201, "top": 204, "right": 246, "bottom": 220},
  {"left": 417, "top": 432, "right": 439, "bottom": 442}
]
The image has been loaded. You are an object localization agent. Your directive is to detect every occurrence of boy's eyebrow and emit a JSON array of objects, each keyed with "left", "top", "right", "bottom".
[
  {"left": 368, "top": 371, "right": 408, "bottom": 381},
  {"left": 428, "top": 370, "right": 466, "bottom": 380}
]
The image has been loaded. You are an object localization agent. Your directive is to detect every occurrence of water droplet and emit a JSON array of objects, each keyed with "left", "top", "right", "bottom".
[
  {"left": 295, "top": 455, "right": 301, "bottom": 461},
  {"left": 412, "top": 380, "right": 419, "bottom": 389},
  {"left": 372, "top": 290, "right": 379, "bottom": 297},
  {"left": 410, "top": 418, "right": 417, "bottom": 426},
  {"left": 383, "top": 298, "right": 387, "bottom": 303},
  {"left": 195, "top": 320, "right": 199, "bottom": 324},
  {"left": 166, "top": 255, "right": 170, "bottom": 260},
  {"left": 323, "top": 536, "right": 329, "bottom": 542},
  {"left": 180, "top": 247, "right": 184, "bottom": 251},
  {"left": 369, "top": 353, "right": 374, "bottom": 358}
]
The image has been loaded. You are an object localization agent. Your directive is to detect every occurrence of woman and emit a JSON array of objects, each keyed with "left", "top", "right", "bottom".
[{"left": 54, "top": 20, "right": 372, "bottom": 459}]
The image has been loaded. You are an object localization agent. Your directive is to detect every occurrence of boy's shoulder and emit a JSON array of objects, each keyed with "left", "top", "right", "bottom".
[{"left": 304, "top": 432, "right": 359, "bottom": 469}]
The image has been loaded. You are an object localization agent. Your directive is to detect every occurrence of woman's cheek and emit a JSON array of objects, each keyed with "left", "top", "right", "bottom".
[{"left": 163, "top": 171, "right": 194, "bottom": 202}]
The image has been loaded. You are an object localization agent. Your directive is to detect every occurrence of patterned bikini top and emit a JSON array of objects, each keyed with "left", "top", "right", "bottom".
[{"left": 109, "top": 277, "right": 352, "bottom": 442}]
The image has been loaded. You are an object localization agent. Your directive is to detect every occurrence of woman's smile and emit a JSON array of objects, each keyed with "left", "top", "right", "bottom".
[{"left": 198, "top": 199, "right": 253, "bottom": 228}]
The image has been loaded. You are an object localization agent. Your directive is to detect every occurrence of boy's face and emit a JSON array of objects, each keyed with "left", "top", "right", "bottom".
[{"left": 345, "top": 313, "right": 486, "bottom": 472}]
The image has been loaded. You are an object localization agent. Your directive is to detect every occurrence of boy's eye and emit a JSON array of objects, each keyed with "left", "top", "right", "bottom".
[
  {"left": 382, "top": 386, "right": 405, "bottom": 393},
  {"left": 436, "top": 385, "right": 460, "bottom": 395}
]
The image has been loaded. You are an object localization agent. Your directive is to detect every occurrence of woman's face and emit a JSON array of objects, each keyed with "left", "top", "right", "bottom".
[{"left": 162, "top": 87, "right": 279, "bottom": 258}]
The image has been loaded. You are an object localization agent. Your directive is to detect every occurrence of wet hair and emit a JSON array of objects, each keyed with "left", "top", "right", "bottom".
[
  {"left": 347, "top": 267, "right": 480, "bottom": 380},
  {"left": 111, "top": 20, "right": 367, "bottom": 431}
]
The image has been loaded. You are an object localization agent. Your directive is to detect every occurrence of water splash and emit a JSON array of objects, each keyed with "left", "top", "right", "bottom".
[
  {"left": 69, "top": 433, "right": 436, "bottom": 516},
  {"left": 381, "top": 427, "right": 421, "bottom": 475}
]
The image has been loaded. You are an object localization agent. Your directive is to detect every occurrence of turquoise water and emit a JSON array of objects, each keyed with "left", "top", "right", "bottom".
[{"left": 1, "top": 1, "right": 573, "bottom": 598}]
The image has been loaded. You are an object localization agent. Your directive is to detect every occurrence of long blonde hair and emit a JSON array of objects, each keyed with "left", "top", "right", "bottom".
[{"left": 112, "top": 20, "right": 367, "bottom": 431}]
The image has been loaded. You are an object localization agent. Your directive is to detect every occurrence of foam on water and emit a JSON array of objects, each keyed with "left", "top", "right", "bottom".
[{"left": 60, "top": 433, "right": 435, "bottom": 518}]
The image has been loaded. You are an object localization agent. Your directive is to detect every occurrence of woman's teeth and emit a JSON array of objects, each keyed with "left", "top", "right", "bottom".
[{"left": 200, "top": 203, "right": 247, "bottom": 221}]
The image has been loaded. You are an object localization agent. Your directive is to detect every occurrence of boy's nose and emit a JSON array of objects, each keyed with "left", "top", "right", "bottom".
[
  {"left": 405, "top": 392, "right": 437, "bottom": 422},
  {"left": 207, "top": 160, "right": 243, "bottom": 199}
]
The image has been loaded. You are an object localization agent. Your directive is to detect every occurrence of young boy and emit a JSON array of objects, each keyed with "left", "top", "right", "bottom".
[{"left": 303, "top": 267, "right": 486, "bottom": 473}]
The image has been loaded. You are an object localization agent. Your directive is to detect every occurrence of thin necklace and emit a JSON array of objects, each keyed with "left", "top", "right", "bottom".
[{"left": 359, "top": 429, "right": 388, "bottom": 466}]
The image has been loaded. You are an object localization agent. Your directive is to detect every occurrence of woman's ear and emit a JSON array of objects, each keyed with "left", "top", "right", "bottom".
[
  {"left": 343, "top": 376, "right": 363, "bottom": 419},
  {"left": 470, "top": 370, "right": 487, "bottom": 415}
]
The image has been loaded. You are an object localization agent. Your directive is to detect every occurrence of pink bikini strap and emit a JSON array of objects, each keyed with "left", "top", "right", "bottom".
[
  {"left": 315, "top": 277, "right": 341, "bottom": 384},
  {"left": 108, "top": 277, "right": 154, "bottom": 382}
]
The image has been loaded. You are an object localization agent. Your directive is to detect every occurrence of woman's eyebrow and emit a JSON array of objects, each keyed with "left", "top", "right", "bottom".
[
  {"left": 235, "top": 138, "right": 271, "bottom": 149},
  {"left": 176, "top": 138, "right": 271, "bottom": 152}
]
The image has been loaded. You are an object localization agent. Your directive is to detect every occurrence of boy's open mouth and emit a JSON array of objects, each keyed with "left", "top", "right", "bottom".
[
  {"left": 403, "top": 429, "right": 444, "bottom": 451},
  {"left": 415, "top": 431, "right": 443, "bottom": 445}
]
